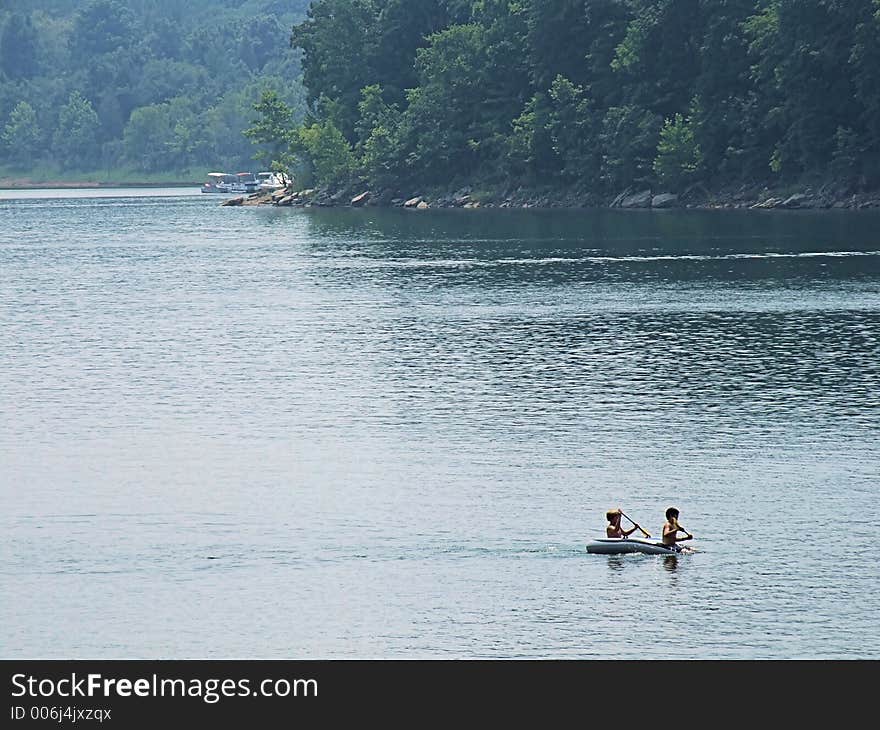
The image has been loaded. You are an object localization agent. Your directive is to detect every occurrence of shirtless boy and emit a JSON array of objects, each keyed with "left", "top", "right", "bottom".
[
  {"left": 606, "top": 508, "right": 641, "bottom": 538},
  {"left": 661, "top": 507, "right": 693, "bottom": 549}
]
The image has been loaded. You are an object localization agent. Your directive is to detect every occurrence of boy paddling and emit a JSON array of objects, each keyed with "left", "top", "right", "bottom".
[
  {"left": 605, "top": 508, "right": 646, "bottom": 538},
  {"left": 661, "top": 506, "right": 694, "bottom": 551}
]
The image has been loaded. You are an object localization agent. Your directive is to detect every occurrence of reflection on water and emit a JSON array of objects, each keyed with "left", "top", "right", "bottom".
[{"left": 1, "top": 193, "right": 879, "bottom": 659}]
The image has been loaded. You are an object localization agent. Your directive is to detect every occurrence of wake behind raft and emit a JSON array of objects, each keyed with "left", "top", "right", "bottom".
[{"left": 586, "top": 536, "right": 691, "bottom": 555}]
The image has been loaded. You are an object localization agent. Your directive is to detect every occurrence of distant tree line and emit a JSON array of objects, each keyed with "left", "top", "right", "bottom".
[
  {"left": 0, "top": 0, "right": 309, "bottom": 175},
  {"left": 250, "top": 0, "right": 880, "bottom": 197}
]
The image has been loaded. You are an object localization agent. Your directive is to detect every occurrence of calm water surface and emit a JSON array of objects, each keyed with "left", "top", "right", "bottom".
[{"left": 1, "top": 188, "right": 878, "bottom": 658}]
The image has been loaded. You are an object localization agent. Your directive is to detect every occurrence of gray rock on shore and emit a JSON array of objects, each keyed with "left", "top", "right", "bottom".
[
  {"left": 651, "top": 193, "right": 678, "bottom": 208},
  {"left": 620, "top": 190, "right": 652, "bottom": 208},
  {"left": 780, "top": 193, "right": 809, "bottom": 208},
  {"left": 219, "top": 180, "right": 880, "bottom": 212}
]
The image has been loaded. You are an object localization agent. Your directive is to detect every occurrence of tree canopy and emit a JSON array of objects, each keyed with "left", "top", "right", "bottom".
[
  {"left": 273, "top": 0, "right": 880, "bottom": 196},
  {"left": 0, "top": 0, "right": 310, "bottom": 174},
  {"left": 6, "top": 0, "right": 879, "bottom": 193}
]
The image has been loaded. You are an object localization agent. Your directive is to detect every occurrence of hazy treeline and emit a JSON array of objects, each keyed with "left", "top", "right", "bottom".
[
  {"left": 0, "top": 0, "right": 309, "bottom": 175},
  {"left": 265, "top": 0, "right": 880, "bottom": 196}
]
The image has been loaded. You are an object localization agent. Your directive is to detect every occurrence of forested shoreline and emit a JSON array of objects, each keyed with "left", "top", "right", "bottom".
[
  {"left": 0, "top": 0, "right": 309, "bottom": 182},
  {"left": 246, "top": 0, "right": 880, "bottom": 210},
  {"left": 4, "top": 1, "right": 880, "bottom": 208}
]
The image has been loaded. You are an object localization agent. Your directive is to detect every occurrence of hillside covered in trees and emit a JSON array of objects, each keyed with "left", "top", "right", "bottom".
[
  {"left": 252, "top": 0, "right": 880, "bottom": 207},
  {"left": 0, "top": 0, "right": 309, "bottom": 180}
]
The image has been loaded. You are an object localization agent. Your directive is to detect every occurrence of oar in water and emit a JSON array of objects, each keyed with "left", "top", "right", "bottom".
[{"left": 620, "top": 510, "right": 651, "bottom": 538}]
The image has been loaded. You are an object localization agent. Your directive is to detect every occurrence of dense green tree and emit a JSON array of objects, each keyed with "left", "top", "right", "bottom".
[
  {"left": 122, "top": 103, "right": 176, "bottom": 172},
  {"left": 121, "top": 98, "right": 202, "bottom": 172},
  {"left": 53, "top": 91, "right": 100, "bottom": 169},
  {"left": 370, "top": 0, "right": 467, "bottom": 107},
  {"left": 202, "top": 84, "right": 277, "bottom": 170},
  {"left": 2, "top": 100, "right": 43, "bottom": 165},
  {"left": 526, "top": 0, "right": 629, "bottom": 103},
  {"left": 849, "top": 1, "right": 880, "bottom": 184},
  {"left": 402, "top": 23, "right": 494, "bottom": 183},
  {"left": 0, "top": 13, "right": 40, "bottom": 80},
  {"left": 70, "top": 0, "right": 137, "bottom": 62},
  {"left": 356, "top": 85, "right": 405, "bottom": 189},
  {"left": 612, "top": 0, "right": 704, "bottom": 118},
  {"left": 653, "top": 112, "right": 703, "bottom": 190},
  {"left": 744, "top": 1, "right": 873, "bottom": 178},
  {"left": 0, "top": 1, "right": 309, "bottom": 174},
  {"left": 473, "top": 1, "right": 532, "bottom": 155},
  {"left": 244, "top": 88, "right": 296, "bottom": 173},
  {"left": 295, "top": 119, "right": 357, "bottom": 187},
  {"left": 290, "top": 0, "right": 380, "bottom": 141},
  {"left": 544, "top": 75, "right": 599, "bottom": 183},
  {"left": 133, "top": 59, "right": 209, "bottom": 109},
  {"left": 505, "top": 92, "right": 557, "bottom": 180},
  {"left": 685, "top": 0, "right": 755, "bottom": 181},
  {"left": 5, "top": 0, "right": 880, "bottom": 192},
  {"left": 239, "top": 15, "right": 286, "bottom": 72},
  {"left": 599, "top": 104, "right": 662, "bottom": 191}
]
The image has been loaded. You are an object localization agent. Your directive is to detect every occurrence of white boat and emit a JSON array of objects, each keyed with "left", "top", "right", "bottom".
[
  {"left": 229, "top": 172, "right": 260, "bottom": 194},
  {"left": 202, "top": 172, "right": 263, "bottom": 195},
  {"left": 586, "top": 536, "right": 685, "bottom": 555},
  {"left": 257, "top": 171, "right": 287, "bottom": 192},
  {"left": 201, "top": 172, "right": 236, "bottom": 193}
]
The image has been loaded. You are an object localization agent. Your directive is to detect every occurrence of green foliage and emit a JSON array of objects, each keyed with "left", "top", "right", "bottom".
[
  {"left": 612, "top": 3, "right": 658, "bottom": 73},
  {"left": 294, "top": 120, "right": 356, "bottom": 188},
  {"left": 546, "top": 75, "right": 598, "bottom": 182},
  {"left": 600, "top": 105, "right": 661, "bottom": 191},
  {"left": 2, "top": 101, "right": 42, "bottom": 165},
  {"left": 53, "top": 91, "right": 100, "bottom": 169},
  {"left": 506, "top": 92, "right": 556, "bottom": 179},
  {"left": 830, "top": 126, "right": 861, "bottom": 183},
  {"left": 744, "top": 1, "right": 875, "bottom": 178},
  {"left": 283, "top": 0, "right": 880, "bottom": 195},
  {"left": 70, "top": 0, "right": 136, "bottom": 61},
  {"left": 4, "top": 0, "right": 880, "bottom": 192},
  {"left": 1, "top": 13, "right": 40, "bottom": 80},
  {"left": 612, "top": 1, "right": 704, "bottom": 118},
  {"left": 653, "top": 113, "right": 703, "bottom": 190},
  {"left": 403, "top": 23, "right": 491, "bottom": 182},
  {"left": 122, "top": 99, "right": 200, "bottom": 172},
  {"left": 12, "top": 0, "right": 872, "bottom": 190},
  {"left": 290, "top": 0, "right": 379, "bottom": 141},
  {"left": 244, "top": 88, "right": 296, "bottom": 173},
  {"left": 526, "top": 0, "right": 629, "bottom": 102},
  {"left": 356, "top": 84, "right": 405, "bottom": 189},
  {"left": 0, "top": 1, "right": 309, "bottom": 174},
  {"left": 688, "top": 1, "right": 754, "bottom": 182}
]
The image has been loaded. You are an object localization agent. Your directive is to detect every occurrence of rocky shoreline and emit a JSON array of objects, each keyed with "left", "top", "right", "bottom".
[{"left": 222, "top": 181, "right": 880, "bottom": 211}]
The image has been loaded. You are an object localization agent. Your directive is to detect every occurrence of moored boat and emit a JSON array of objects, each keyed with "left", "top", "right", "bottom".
[
  {"left": 201, "top": 172, "right": 263, "bottom": 194},
  {"left": 229, "top": 172, "right": 259, "bottom": 194},
  {"left": 257, "top": 171, "right": 287, "bottom": 192},
  {"left": 201, "top": 172, "right": 236, "bottom": 193},
  {"left": 586, "top": 536, "right": 684, "bottom": 555}
]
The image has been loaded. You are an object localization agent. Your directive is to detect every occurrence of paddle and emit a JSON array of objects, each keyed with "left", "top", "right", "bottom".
[
  {"left": 674, "top": 520, "right": 693, "bottom": 540},
  {"left": 620, "top": 510, "right": 651, "bottom": 538}
]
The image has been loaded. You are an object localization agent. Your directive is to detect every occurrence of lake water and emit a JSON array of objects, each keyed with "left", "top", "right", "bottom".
[{"left": 1, "top": 187, "right": 878, "bottom": 659}]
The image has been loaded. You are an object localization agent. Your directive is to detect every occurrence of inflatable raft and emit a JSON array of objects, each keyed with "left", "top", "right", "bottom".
[{"left": 586, "top": 536, "right": 683, "bottom": 555}]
